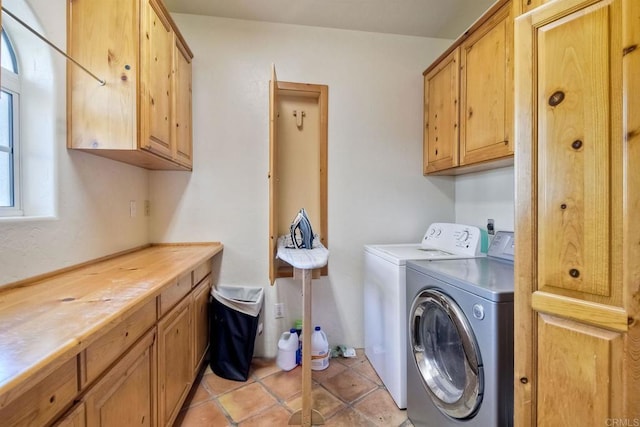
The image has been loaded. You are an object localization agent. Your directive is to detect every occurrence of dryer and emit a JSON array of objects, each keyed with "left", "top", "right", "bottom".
[
  {"left": 405, "top": 231, "right": 514, "bottom": 426},
  {"left": 364, "top": 223, "right": 484, "bottom": 409}
]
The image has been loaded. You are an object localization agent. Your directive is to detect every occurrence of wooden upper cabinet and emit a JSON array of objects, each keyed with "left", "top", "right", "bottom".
[
  {"left": 514, "top": 0, "right": 640, "bottom": 423},
  {"left": 67, "top": 0, "right": 194, "bottom": 171},
  {"left": 459, "top": 2, "right": 513, "bottom": 166},
  {"left": 423, "top": 49, "right": 460, "bottom": 174},
  {"left": 141, "top": 0, "right": 173, "bottom": 158},
  {"left": 173, "top": 36, "right": 193, "bottom": 168},
  {"left": 422, "top": 0, "right": 514, "bottom": 175}
]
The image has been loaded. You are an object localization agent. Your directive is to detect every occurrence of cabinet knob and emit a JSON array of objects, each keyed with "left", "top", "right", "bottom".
[
  {"left": 569, "top": 269, "right": 580, "bottom": 278},
  {"left": 520, "top": 377, "right": 529, "bottom": 384},
  {"left": 548, "top": 91, "right": 565, "bottom": 107},
  {"left": 571, "top": 140, "right": 583, "bottom": 150}
]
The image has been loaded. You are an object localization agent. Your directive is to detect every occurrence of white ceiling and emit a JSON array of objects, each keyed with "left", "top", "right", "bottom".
[{"left": 163, "top": 0, "right": 497, "bottom": 39}]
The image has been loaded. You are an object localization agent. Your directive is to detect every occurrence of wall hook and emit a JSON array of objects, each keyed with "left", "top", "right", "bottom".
[{"left": 293, "top": 110, "right": 306, "bottom": 128}]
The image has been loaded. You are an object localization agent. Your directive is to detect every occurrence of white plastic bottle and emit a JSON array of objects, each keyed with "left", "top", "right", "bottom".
[
  {"left": 276, "top": 328, "right": 298, "bottom": 371},
  {"left": 311, "top": 326, "right": 329, "bottom": 371}
]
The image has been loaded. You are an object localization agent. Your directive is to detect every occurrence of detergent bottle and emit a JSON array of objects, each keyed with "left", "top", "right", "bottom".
[
  {"left": 276, "top": 329, "right": 298, "bottom": 371},
  {"left": 310, "top": 326, "right": 329, "bottom": 371}
]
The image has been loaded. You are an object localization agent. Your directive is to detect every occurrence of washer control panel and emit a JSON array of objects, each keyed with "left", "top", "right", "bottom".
[
  {"left": 487, "top": 231, "right": 515, "bottom": 262},
  {"left": 420, "top": 223, "right": 483, "bottom": 257}
]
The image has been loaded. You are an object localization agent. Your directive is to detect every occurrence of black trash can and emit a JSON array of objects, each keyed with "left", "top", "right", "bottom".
[{"left": 209, "top": 285, "right": 264, "bottom": 381}]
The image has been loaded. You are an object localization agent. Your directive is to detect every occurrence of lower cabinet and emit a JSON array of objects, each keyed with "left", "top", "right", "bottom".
[
  {"left": 192, "top": 276, "right": 211, "bottom": 376},
  {"left": 0, "top": 357, "right": 78, "bottom": 427},
  {"left": 26, "top": 259, "right": 214, "bottom": 427},
  {"left": 54, "top": 403, "right": 85, "bottom": 427},
  {"left": 84, "top": 329, "right": 157, "bottom": 427},
  {"left": 157, "top": 294, "right": 193, "bottom": 427}
]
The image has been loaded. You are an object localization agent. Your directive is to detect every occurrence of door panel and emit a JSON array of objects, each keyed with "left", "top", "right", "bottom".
[
  {"left": 537, "top": 314, "right": 623, "bottom": 425},
  {"left": 536, "top": 2, "right": 613, "bottom": 297},
  {"left": 142, "top": 0, "right": 173, "bottom": 157},
  {"left": 423, "top": 49, "right": 460, "bottom": 173},
  {"left": 460, "top": 9, "right": 509, "bottom": 162}
]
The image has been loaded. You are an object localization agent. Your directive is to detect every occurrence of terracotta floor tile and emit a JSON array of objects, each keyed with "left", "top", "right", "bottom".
[
  {"left": 174, "top": 400, "right": 230, "bottom": 426},
  {"left": 179, "top": 350, "right": 402, "bottom": 426},
  {"left": 217, "top": 382, "right": 278, "bottom": 423},
  {"left": 285, "top": 384, "right": 345, "bottom": 419},
  {"left": 352, "top": 358, "right": 383, "bottom": 385},
  {"left": 202, "top": 372, "right": 252, "bottom": 397},
  {"left": 312, "top": 360, "right": 347, "bottom": 384},
  {"left": 238, "top": 404, "right": 292, "bottom": 427},
  {"left": 354, "top": 388, "right": 407, "bottom": 426},
  {"left": 324, "top": 407, "right": 377, "bottom": 427},
  {"left": 183, "top": 383, "right": 213, "bottom": 408},
  {"left": 261, "top": 366, "right": 303, "bottom": 401},
  {"left": 335, "top": 348, "right": 367, "bottom": 367},
  {"left": 250, "top": 357, "right": 281, "bottom": 379},
  {"left": 322, "top": 370, "right": 378, "bottom": 404}
]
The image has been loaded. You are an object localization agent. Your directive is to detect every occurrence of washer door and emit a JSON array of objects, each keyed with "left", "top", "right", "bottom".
[{"left": 410, "top": 289, "right": 483, "bottom": 419}]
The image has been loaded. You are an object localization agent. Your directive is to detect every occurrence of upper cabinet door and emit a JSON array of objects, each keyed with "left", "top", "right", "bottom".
[
  {"left": 423, "top": 48, "right": 460, "bottom": 174},
  {"left": 67, "top": 0, "right": 138, "bottom": 151},
  {"left": 173, "top": 36, "right": 193, "bottom": 167},
  {"left": 141, "top": 0, "right": 173, "bottom": 158},
  {"left": 459, "top": 2, "right": 513, "bottom": 166}
]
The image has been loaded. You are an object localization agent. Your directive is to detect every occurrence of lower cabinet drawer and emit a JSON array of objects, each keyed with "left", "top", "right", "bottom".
[
  {"left": 193, "top": 260, "right": 212, "bottom": 286},
  {"left": 0, "top": 357, "right": 78, "bottom": 427},
  {"left": 158, "top": 272, "right": 192, "bottom": 317},
  {"left": 81, "top": 299, "right": 156, "bottom": 387}
]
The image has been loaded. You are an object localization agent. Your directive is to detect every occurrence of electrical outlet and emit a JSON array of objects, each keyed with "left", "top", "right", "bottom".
[
  {"left": 274, "top": 303, "right": 285, "bottom": 319},
  {"left": 144, "top": 200, "right": 150, "bottom": 217},
  {"left": 487, "top": 218, "right": 495, "bottom": 235}
]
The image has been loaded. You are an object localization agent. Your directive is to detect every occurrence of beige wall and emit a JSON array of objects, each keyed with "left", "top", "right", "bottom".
[{"left": 455, "top": 166, "right": 515, "bottom": 234}]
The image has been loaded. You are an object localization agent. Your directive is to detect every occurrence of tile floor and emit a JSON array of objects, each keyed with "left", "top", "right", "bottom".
[{"left": 175, "top": 349, "right": 414, "bottom": 426}]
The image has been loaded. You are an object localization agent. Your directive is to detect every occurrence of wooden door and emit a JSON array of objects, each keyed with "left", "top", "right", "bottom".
[
  {"left": 141, "top": 0, "right": 173, "bottom": 158},
  {"left": 192, "top": 276, "right": 211, "bottom": 376},
  {"left": 520, "top": 0, "right": 545, "bottom": 14},
  {"left": 157, "top": 296, "right": 192, "bottom": 427},
  {"left": 173, "top": 35, "right": 193, "bottom": 168},
  {"left": 84, "top": 329, "right": 156, "bottom": 427},
  {"left": 423, "top": 48, "right": 459, "bottom": 174},
  {"left": 269, "top": 64, "right": 279, "bottom": 285},
  {"left": 459, "top": 2, "right": 512, "bottom": 166},
  {"left": 514, "top": 0, "right": 640, "bottom": 424}
]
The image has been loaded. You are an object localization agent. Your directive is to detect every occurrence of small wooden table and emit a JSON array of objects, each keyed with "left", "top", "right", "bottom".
[{"left": 276, "top": 239, "right": 329, "bottom": 427}]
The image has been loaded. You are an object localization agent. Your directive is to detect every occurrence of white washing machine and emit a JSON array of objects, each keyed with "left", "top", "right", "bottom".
[
  {"left": 364, "top": 223, "right": 484, "bottom": 409},
  {"left": 405, "top": 231, "right": 515, "bottom": 426}
]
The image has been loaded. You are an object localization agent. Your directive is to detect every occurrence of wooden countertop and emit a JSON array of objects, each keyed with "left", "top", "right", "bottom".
[{"left": 0, "top": 243, "right": 223, "bottom": 408}]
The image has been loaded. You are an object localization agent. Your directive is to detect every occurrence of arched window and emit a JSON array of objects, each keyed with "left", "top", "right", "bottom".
[
  {"left": 0, "top": 27, "right": 21, "bottom": 214},
  {"left": 0, "top": 1, "right": 56, "bottom": 220}
]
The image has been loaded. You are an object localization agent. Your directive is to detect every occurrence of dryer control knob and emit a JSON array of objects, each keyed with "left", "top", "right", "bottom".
[{"left": 472, "top": 304, "right": 485, "bottom": 320}]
